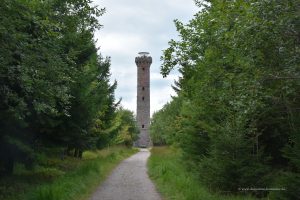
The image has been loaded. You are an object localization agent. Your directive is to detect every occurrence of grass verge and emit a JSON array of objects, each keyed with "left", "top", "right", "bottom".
[
  {"left": 148, "top": 146, "right": 257, "bottom": 200},
  {"left": 0, "top": 146, "right": 138, "bottom": 200}
]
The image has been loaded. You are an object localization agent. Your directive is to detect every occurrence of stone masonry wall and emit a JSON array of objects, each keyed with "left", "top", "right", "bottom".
[{"left": 135, "top": 55, "right": 152, "bottom": 147}]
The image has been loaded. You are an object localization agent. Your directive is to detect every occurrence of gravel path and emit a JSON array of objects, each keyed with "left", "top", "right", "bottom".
[{"left": 89, "top": 149, "right": 161, "bottom": 200}]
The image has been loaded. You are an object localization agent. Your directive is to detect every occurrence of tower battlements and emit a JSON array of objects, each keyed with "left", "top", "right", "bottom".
[{"left": 135, "top": 56, "right": 152, "bottom": 65}]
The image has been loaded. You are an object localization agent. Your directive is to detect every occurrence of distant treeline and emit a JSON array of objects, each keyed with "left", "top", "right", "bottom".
[
  {"left": 0, "top": 0, "right": 138, "bottom": 174},
  {"left": 150, "top": 1, "right": 299, "bottom": 199}
]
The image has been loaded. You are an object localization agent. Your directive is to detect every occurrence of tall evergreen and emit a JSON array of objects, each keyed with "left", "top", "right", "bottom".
[
  {"left": 0, "top": 0, "right": 124, "bottom": 174},
  {"left": 152, "top": 0, "right": 300, "bottom": 198}
]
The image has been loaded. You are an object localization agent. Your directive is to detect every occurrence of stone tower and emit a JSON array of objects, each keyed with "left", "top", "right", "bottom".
[{"left": 135, "top": 52, "right": 152, "bottom": 147}]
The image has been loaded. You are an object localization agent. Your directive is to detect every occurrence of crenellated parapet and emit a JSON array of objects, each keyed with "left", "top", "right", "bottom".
[{"left": 135, "top": 55, "right": 152, "bottom": 65}]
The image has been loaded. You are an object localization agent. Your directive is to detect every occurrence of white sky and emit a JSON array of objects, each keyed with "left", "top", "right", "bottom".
[{"left": 93, "top": 0, "right": 198, "bottom": 115}]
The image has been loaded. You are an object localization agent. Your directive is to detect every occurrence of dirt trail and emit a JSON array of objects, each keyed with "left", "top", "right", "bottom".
[{"left": 89, "top": 149, "right": 161, "bottom": 200}]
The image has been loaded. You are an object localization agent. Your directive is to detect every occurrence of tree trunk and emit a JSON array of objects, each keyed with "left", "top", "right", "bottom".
[
  {"left": 74, "top": 148, "right": 79, "bottom": 158},
  {"left": 78, "top": 150, "right": 83, "bottom": 159},
  {"left": 67, "top": 146, "right": 73, "bottom": 156}
]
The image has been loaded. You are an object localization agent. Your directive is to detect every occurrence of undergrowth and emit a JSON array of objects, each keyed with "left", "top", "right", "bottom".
[
  {"left": 148, "top": 146, "right": 259, "bottom": 200},
  {"left": 0, "top": 146, "right": 138, "bottom": 200}
]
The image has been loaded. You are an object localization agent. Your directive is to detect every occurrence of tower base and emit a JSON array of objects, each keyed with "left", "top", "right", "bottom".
[{"left": 135, "top": 129, "right": 151, "bottom": 148}]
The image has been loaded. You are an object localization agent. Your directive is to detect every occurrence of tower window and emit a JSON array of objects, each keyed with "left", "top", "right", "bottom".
[
  {"left": 142, "top": 97, "right": 144, "bottom": 101},
  {"left": 142, "top": 124, "right": 144, "bottom": 128},
  {"left": 142, "top": 87, "right": 145, "bottom": 91},
  {"left": 142, "top": 67, "right": 145, "bottom": 71}
]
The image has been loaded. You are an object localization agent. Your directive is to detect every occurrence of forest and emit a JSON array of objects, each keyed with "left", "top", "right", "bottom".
[
  {"left": 0, "top": 0, "right": 138, "bottom": 176},
  {"left": 150, "top": 0, "right": 300, "bottom": 199},
  {"left": 1, "top": 0, "right": 300, "bottom": 200}
]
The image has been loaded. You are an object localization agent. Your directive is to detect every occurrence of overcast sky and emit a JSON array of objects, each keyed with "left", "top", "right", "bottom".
[{"left": 93, "top": 0, "right": 198, "bottom": 115}]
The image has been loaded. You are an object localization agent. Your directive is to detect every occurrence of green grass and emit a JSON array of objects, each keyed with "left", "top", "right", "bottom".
[
  {"left": 148, "top": 146, "right": 258, "bottom": 200},
  {"left": 0, "top": 146, "right": 138, "bottom": 200}
]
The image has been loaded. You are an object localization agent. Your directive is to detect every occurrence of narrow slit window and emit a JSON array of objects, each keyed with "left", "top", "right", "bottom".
[
  {"left": 142, "top": 68, "right": 145, "bottom": 71},
  {"left": 142, "top": 97, "right": 144, "bottom": 101},
  {"left": 142, "top": 87, "right": 145, "bottom": 91},
  {"left": 142, "top": 124, "right": 144, "bottom": 128}
]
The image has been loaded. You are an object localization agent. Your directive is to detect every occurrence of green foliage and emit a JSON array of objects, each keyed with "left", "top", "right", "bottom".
[
  {"left": 28, "top": 147, "right": 136, "bottom": 200},
  {"left": 152, "top": 0, "right": 300, "bottom": 198},
  {"left": 112, "top": 107, "right": 139, "bottom": 147},
  {"left": 0, "top": 0, "right": 131, "bottom": 175},
  {"left": 148, "top": 147, "right": 256, "bottom": 200},
  {"left": 0, "top": 147, "right": 137, "bottom": 200},
  {"left": 150, "top": 97, "right": 182, "bottom": 145}
]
